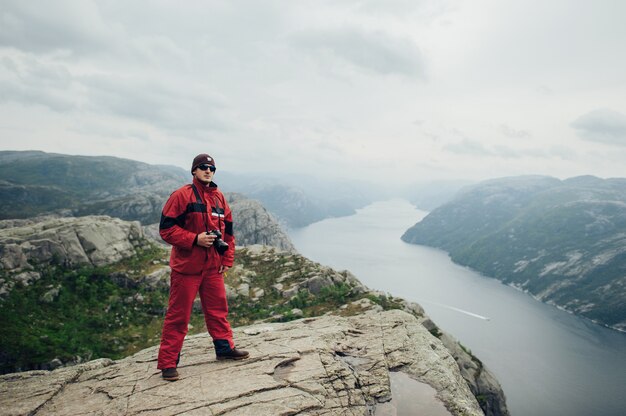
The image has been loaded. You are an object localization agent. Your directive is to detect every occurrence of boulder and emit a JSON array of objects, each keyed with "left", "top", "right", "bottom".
[
  {"left": 252, "top": 288, "right": 265, "bottom": 299},
  {"left": 282, "top": 285, "right": 300, "bottom": 299},
  {"left": 40, "top": 286, "right": 61, "bottom": 303},
  {"left": 224, "top": 284, "right": 238, "bottom": 301},
  {"left": 304, "top": 275, "right": 334, "bottom": 295},
  {"left": 236, "top": 283, "right": 250, "bottom": 297},
  {"left": 141, "top": 267, "right": 170, "bottom": 290}
]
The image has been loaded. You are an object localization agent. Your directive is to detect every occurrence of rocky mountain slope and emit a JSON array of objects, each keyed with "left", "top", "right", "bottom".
[
  {"left": 402, "top": 175, "right": 626, "bottom": 331},
  {"left": 0, "top": 215, "right": 148, "bottom": 298},
  {"left": 0, "top": 218, "right": 508, "bottom": 415}
]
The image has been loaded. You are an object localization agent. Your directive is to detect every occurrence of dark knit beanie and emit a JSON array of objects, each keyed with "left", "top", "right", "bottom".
[{"left": 191, "top": 153, "right": 215, "bottom": 173}]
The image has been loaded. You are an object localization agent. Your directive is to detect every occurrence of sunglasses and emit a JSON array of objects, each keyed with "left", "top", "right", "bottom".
[{"left": 197, "top": 164, "right": 216, "bottom": 172}]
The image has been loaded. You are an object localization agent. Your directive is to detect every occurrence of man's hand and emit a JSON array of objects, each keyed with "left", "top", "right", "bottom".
[
  {"left": 196, "top": 232, "right": 217, "bottom": 248},
  {"left": 219, "top": 265, "right": 230, "bottom": 274}
]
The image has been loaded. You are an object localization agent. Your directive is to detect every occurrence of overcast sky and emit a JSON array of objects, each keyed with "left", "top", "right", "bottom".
[{"left": 1, "top": 0, "right": 625, "bottom": 185}]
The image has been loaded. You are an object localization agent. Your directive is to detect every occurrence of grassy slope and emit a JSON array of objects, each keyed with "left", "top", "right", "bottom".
[{"left": 0, "top": 246, "right": 405, "bottom": 374}]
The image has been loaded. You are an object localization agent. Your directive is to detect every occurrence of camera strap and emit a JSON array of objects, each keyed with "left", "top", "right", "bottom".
[
  {"left": 213, "top": 196, "right": 223, "bottom": 233},
  {"left": 190, "top": 184, "right": 209, "bottom": 233}
]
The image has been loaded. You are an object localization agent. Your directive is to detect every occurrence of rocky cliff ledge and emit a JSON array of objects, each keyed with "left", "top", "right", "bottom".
[
  {"left": 0, "top": 310, "right": 483, "bottom": 416},
  {"left": 0, "top": 222, "right": 508, "bottom": 415}
]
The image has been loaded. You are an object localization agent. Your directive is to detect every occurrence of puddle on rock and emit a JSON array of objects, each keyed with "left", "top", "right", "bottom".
[
  {"left": 272, "top": 357, "right": 300, "bottom": 382},
  {"left": 374, "top": 371, "right": 453, "bottom": 416}
]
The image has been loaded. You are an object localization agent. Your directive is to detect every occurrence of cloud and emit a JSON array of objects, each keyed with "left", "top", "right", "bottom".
[
  {"left": 293, "top": 28, "right": 425, "bottom": 78},
  {"left": 444, "top": 137, "right": 568, "bottom": 160},
  {"left": 0, "top": 52, "right": 228, "bottom": 134},
  {"left": 1, "top": 0, "right": 625, "bottom": 183},
  {"left": 499, "top": 124, "right": 531, "bottom": 139},
  {"left": 81, "top": 75, "right": 227, "bottom": 133},
  {"left": 0, "top": 1, "right": 113, "bottom": 55},
  {"left": 571, "top": 108, "right": 626, "bottom": 146},
  {"left": 0, "top": 54, "right": 78, "bottom": 111},
  {"left": 444, "top": 138, "right": 490, "bottom": 156},
  {"left": 349, "top": 0, "right": 455, "bottom": 19}
]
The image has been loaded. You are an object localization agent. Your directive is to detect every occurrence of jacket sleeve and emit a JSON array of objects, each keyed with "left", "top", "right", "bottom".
[
  {"left": 159, "top": 190, "right": 197, "bottom": 249},
  {"left": 221, "top": 196, "right": 236, "bottom": 267}
]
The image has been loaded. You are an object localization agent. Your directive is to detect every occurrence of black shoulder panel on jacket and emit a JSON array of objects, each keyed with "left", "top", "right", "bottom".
[
  {"left": 225, "top": 220, "right": 233, "bottom": 236},
  {"left": 160, "top": 211, "right": 187, "bottom": 230}
]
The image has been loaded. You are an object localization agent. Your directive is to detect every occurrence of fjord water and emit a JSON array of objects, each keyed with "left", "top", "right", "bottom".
[{"left": 288, "top": 199, "right": 626, "bottom": 416}]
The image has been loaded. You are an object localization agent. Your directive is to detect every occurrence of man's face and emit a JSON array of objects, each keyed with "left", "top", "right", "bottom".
[{"left": 193, "top": 164, "right": 215, "bottom": 184}]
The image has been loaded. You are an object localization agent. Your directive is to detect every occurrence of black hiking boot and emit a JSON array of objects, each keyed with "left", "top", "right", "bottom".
[
  {"left": 214, "top": 339, "right": 250, "bottom": 361},
  {"left": 161, "top": 368, "right": 179, "bottom": 381}
]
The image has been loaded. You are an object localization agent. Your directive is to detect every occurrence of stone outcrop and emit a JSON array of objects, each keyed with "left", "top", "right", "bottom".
[
  {"left": 227, "top": 193, "right": 296, "bottom": 252},
  {"left": 0, "top": 310, "right": 483, "bottom": 416},
  {"left": 438, "top": 333, "right": 509, "bottom": 416},
  {"left": 0, "top": 215, "right": 147, "bottom": 297}
]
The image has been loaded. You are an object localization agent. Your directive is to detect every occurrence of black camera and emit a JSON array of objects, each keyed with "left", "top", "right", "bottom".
[{"left": 208, "top": 230, "right": 229, "bottom": 255}]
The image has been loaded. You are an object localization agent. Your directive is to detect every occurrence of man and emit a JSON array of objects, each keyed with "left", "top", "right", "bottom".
[{"left": 157, "top": 153, "right": 249, "bottom": 381}]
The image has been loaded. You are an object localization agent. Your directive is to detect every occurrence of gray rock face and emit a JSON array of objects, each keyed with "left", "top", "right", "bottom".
[
  {"left": 227, "top": 193, "right": 296, "bottom": 252},
  {"left": 0, "top": 216, "right": 145, "bottom": 297},
  {"left": 439, "top": 333, "right": 510, "bottom": 416},
  {"left": 0, "top": 310, "right": 484, "bottom": 416}
]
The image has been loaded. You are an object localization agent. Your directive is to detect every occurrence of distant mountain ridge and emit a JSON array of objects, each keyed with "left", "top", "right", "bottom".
[
  {"left": 402, "top": 175, "right": 626, "bottom": 331},
  {"left": 0, "top": 151, "right": 187, "bottom": 224},
  {"left": 0, "top": 151, "right": 374, "bottom": 229},
  {"left": 402, "top": 180, "right": 474, "bottom": 211},
  {"left": 217, "top": 171, "right": 376, "bottom": 228},
  {"left": 0, "top": 150, "right": 299, "bottom": 251}
]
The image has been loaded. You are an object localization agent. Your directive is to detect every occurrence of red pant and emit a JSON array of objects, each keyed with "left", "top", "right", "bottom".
[{"left": 157, "top": 268, "right": 234, "bottom": 369}]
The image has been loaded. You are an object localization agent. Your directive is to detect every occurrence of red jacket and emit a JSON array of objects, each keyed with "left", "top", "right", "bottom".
[{"left": 159, "top": 177, "right": 235, "bottom": 274}]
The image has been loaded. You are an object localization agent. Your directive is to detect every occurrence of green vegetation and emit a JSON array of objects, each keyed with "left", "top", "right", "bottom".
[
  {"left": 0, "top": 246, "right": 169, "bottom": 374},
  {"left": 365, "top": 293, "right": 405, "bottom": 311},
  {"left": 225, "top": 249, "right": 398, "bottom": 326},
  {"left": 1, "top": 245, "right": 414, "bottom": 374}
]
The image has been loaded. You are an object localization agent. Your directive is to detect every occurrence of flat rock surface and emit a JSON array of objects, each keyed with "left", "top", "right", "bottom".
[{"left": 0, "top": 310, "right": 483, "bottom": 416}]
